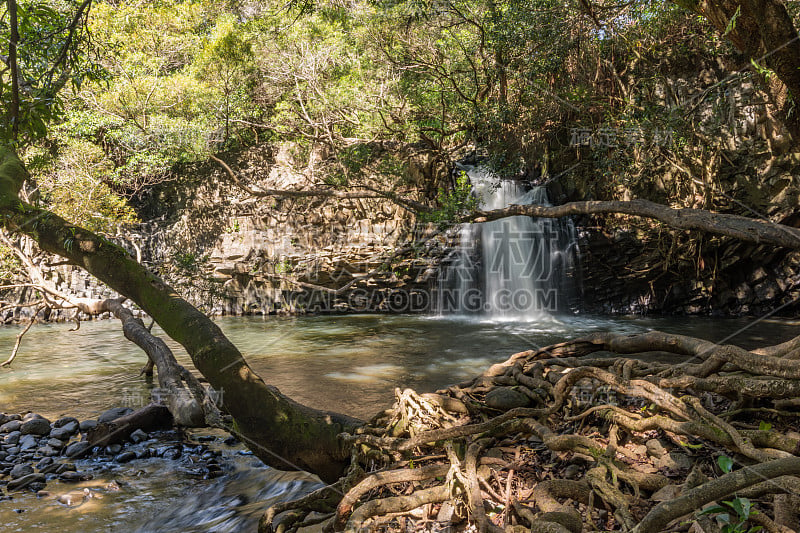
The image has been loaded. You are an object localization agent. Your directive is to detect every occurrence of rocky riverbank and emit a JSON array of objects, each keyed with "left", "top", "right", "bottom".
[{"left": 0, "top": 407, "right": 246, "bottom": 523}]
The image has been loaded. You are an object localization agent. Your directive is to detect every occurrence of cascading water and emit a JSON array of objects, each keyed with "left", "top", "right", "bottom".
[{"left": 436, "top": 165, "right": 581, "bottom": 320}]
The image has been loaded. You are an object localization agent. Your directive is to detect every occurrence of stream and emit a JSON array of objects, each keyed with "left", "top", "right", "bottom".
[{"left": 1, "top": 313, "right": 798, "bottom": 531}]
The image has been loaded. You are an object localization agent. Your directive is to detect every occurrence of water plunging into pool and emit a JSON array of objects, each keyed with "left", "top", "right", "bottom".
[{"left": 436, "top": 165, "right": 581, "bottom": 320}]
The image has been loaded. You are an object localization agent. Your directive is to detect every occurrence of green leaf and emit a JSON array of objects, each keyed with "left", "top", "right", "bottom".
[
  {"left": 717, "top": 455, "right": 734, "bottom": 473},
  {"left": 698, "top": 504, "right": 728, "bottom": 516},
  {"left": 723, "top": 6, "right": 741, "bottom": 36}
]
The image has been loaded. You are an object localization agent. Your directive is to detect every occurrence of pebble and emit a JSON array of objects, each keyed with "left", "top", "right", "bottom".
[{"left": 130, "top": 429, "right": 147, "bottom": 443}]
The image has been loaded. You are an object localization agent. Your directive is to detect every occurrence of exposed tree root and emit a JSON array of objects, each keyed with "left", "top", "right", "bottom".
[{"left": 261, "top": 330, "right": 800, "bottom": 533}]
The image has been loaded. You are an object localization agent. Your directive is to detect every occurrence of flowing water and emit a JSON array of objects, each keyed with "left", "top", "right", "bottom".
[
  {"left": 1, "top": 313, "right": 798, "bottom": 531},
  {"left": 436, "top": 166, "right": 581, "bottom": 319}
]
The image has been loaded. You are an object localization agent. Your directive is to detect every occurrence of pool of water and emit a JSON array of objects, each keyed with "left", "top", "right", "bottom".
[{"left": 0, "top": 313, "right": 797, "bottom": 531}]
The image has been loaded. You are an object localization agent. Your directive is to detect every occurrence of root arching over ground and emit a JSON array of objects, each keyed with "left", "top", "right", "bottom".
[{"left": 261, "top": 331, "right": 800, "bottom": 533}]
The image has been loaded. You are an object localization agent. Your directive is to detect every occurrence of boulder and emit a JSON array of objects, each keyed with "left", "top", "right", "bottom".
[{"left": 20, "top": 418, "right": 51, "bottom": 436}]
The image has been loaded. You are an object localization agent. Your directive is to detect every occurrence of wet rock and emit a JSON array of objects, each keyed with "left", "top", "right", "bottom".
[
  {"left": 161, "top": 447, "right": 182, "bottom": 460},
  {"left": 6, "top": 446, "right": 20, "bottom": 455},
  {"left": 105, "top": 443, "right": 122, "bottom": 455},
  {"left": 20, "top": 418, "right": 51, "bottom": 436},
  {"left": 98, "top": 407, "right": 133, "bottom": 424},
  {"left": 47, "top": 438, "right": 65, "bottom": 448},
  {"left": 59, "top": 471, "right": 93, "bottom": 482},
  {"left": 10, "top": 463, "right": 33, "bottom": 479},
  {"left": 22, "top": 412, "right": 45, "bottom": 422},
  {"left": 28, "top": 482, "right": 46, "bottom": 492},
  {"left": 7, "top": 473, "right": 46, "bottom": 491},
  {"left": 0, "top": 413, "right": 10, "bottom": 425},
  {"left": 64, "top": 441, "right": 91, "bottom": 458},
  {"left": 114, "top": 451, "right": 136, "bottom": 463},
  {"left": 49, "top": 426, "right": 74, "bottom": 441},
  {"left": 36, "top": 490, "right": 52, "bottom": 498},
  {"left": 37, "top": 445, "right": 59, "bottom": 457},
  {"left": 485, "top": 387, "right": 530, "bottom": 410},
  {"left": 0, "top": 420, "right": 21, "bottom": 433},
  {"left": 4, "top": 430, "right": 20, "bottom": 445},
  {"left": 53, "top": 417, "right": 79, "bottom": 429},
  {"left": 18, "top": 435, "right": 38, "bottom": 451},
  {"left": 57, "top": 488, "right": 91, "bottom": 507},
  {"left": 130, "top": 429, "right": 147, "bottom": 443},
  {"left": 35, "top": 457, "right": 54, "bottom": 470},
  {"left": 79, "top": 420, "right": 98, "bottom": 433},
  {"left": 223, "top": 436, "right": 238, "bottom": 446}
]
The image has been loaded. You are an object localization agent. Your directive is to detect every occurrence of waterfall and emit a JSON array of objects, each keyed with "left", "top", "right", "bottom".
[{"left": 436, "top": 166, "right": 580, "bottom": 320}]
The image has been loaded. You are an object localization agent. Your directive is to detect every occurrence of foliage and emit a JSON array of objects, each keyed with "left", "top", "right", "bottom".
[
  {"left": 421, "top": 170, "right": 478, "bottom": 225},
  {"left": 695, "top": 456, "right": 763, "bottom": 533}
]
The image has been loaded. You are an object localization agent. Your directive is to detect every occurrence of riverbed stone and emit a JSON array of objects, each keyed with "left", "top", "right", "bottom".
[
  {"left": 37, "top": 445, "right": 59, "bottom": 457},
  {"left": 10, "top": 463, "right": 33, "bottom": 479},
  {"left": 22, "top": 412, "right": 44, "bottom": 421},
  {"left": 114, "top": 451, "right": 136, "bottom": 463},
  {"left": 35, "top": 457, "right": 53, "bottom": 470},
  {"left": 130, "top": 429, "right": 147, "bottom": 443},
  {"left": 18, "top": 434, "right": 38, "bottom": 451},
  {"left": 105, "top": 443, "right": 122, "bottom": 454},
  {"left": 484, "top": 387, "right": 530, "bottom": 409},
  {"left": 0, "top": 420, "right": 21, "bottom": 433},
  {"left": 53, "top": 417, "right": 79, "bottom": 429},
  {"left": 4, "top": 431, "right": 20, "bottom": 445},
  {"left": 64, "top": 441, "right": 91, "bottom": 458},
  {"left": 98, "top": 407, "right": 133, "bottom": 423},
  {"left": 46, "top": 438, "right": 65, "bottom": 449},
  {"left": 20, "top": 418, "right": 51, "bottom": 436},
  {"left": 79, "top": 420, "right": 98, "bottom": 433},
  {"left": 49, "top": 426, "right": 74, "bottom": 440},
  {"left": 59, "top": 471, "right": 93, "bottom": 482},
  {"left": 7, "top": 473, "right": 45, "bottom": 491}
]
